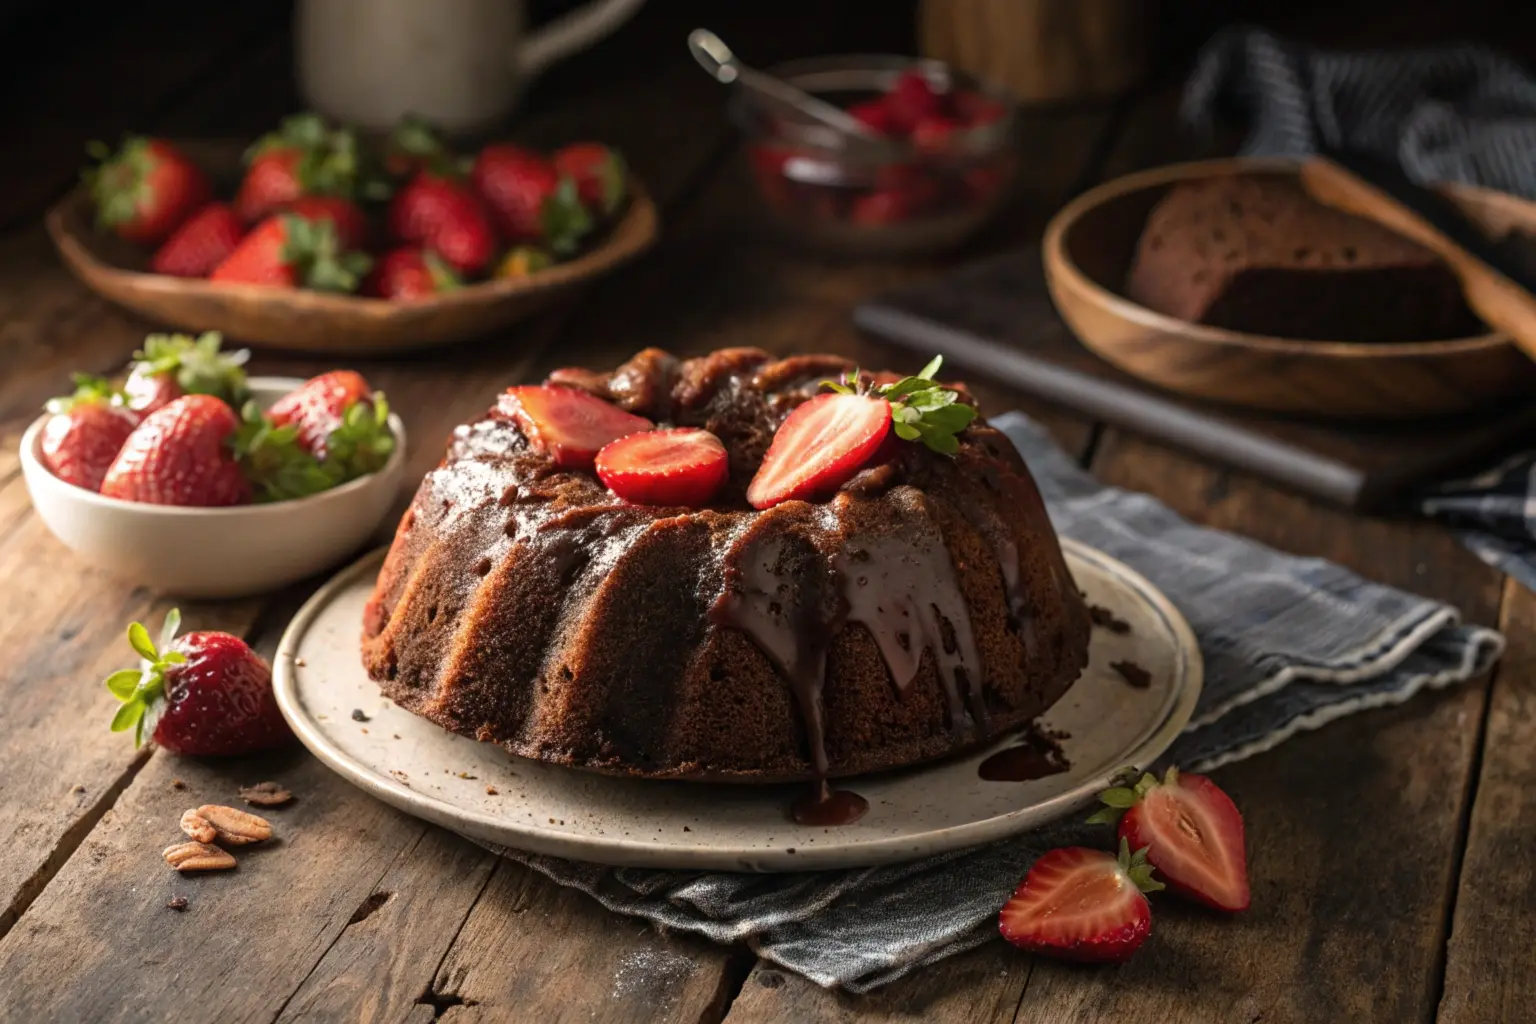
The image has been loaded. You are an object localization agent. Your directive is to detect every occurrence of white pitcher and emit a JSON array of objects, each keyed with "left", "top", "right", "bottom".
[{"left": 297, "top": 0, "right": 647, "bottom": 135}]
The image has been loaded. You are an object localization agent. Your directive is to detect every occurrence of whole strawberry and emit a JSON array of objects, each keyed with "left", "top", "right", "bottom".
[
  {"left": 388, "top": 171, "right": 498, "bottom": 275},
  {"left": 104, "top": 609, "right": 290, "bottom": 755},
  {"left": 553, "top": 142, "right": 627, "bottom": 216},
  {"left": 39, "top": 375, "right": 137, "bottom": 492},
  {"left": 282, "top": 194, "right": 370, "bottom": 251},
  {"left": 471, "top": 144, "right": 590, "bottom": 254},
  {"left": 123, "top": 330, "right": 250, "bottom": 416},
  {"left": 235, "top": 113, "right": 366, "bottom": 224},
  {"left": 210, "top": 213, "right": 371, "bottom": 292},
  {"left": 364, "top": 247, "right": 461, "bottom": 300},
  {"left": 151, "top": 203, "right": 245, "bottom": 277},
  {"left": 268, "top": 370, "right": 395, "bottom": 475},
  {"left": 86, "top": 137, "right": 211, "bottom": 244},
  {"left": 100, "top": 394, "right": 250, "bottom": 506}
]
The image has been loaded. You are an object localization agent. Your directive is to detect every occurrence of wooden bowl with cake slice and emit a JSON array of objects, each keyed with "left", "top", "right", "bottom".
[{"left": 1042, "top": 157, "right": 1536, "bottom": 419}]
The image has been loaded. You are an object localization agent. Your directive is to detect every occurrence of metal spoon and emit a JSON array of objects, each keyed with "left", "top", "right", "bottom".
[{"left": 687, "top": 28, "right": 884, "bottom": 145}]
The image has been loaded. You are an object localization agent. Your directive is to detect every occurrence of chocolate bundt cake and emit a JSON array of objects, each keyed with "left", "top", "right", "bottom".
[{"left": 361, "top": 348, "right": 1091, "bottom": 782}]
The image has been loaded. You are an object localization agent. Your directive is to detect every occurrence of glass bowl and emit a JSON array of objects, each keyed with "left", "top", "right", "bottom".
[{"left": 731, "top": 55, "right": 1019, "bottom": 257}]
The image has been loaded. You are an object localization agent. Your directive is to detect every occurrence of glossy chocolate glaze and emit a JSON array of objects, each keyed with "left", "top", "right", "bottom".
[
  {"left": 362, "top": 347, "right": 1093, "bottom": 796},
  {"left": 791, "top": 780, "right": 870, "bottom": 826},
  {"left": 977, "top": 727, "right": 1070, "bottom": 782}
]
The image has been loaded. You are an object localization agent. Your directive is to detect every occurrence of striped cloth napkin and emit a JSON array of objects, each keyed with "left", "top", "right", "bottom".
[{"left": 477, "top": 412, "right": 1503, "bottom": 992}]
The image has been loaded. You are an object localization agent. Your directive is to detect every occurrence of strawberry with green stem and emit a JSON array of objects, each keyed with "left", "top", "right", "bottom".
[
  {"left": 553, "top": 142, "right": 627, "bottom": 216},
  {"left": 210, "top": 213, "right": 372, "bottom": 292},
  {"left": 267, "top": 370, "right": 395, "bottom": 476},
  {"left": 123, "top": 330, "right": 251, "bottom": 416},
  {"left": 151, "top": 202, "right": 245, "bottom": 278},
  {"left": 236, "top": 113, "right": 377, "bottom": 224},
  {"left": 104, "top": 609, "right": 290, "bottom": 756},
  {"left": 999, "top": 838, "right": 1165, "bottom": 964},
  {"left": 85, "top": 137, "right": 211, "bottom": 245},
  {"left": 746, "top": 355, "right": 976, "bottom": 509},
  {"left": 1088, "top": 767, "right": 1251, "bottom": 912},
  {"left": 39, "top": 375, "right": 138, "bottom": 492},
  {"left": 471, "top": 144, "right": 591, "bottom": 254}
]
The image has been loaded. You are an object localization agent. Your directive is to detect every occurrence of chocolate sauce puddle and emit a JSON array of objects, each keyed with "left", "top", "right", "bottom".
[
  {"left": 791, "top": 780, "right": 869, "bottom": 826},
  {"left": 978, "top": 726, "right": 1070, "bottom": 782},
  {"left": 1110, "top": 659, "right": 1151, "bottom": 689},
  {"left": 1089, "top": 604, "right": 1132, "bottom": 635}
]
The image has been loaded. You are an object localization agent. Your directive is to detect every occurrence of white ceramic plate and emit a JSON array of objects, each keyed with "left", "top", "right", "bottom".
[{"left": 275, "top": 539, "right": 1201, "bottom": 871}]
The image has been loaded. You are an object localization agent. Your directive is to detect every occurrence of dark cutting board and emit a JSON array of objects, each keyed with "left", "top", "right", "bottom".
[{"left": 855, "top": 249, "right": 1536, "bottom": 510}]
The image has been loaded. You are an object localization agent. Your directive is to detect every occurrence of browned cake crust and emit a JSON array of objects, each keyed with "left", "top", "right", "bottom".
[
  {"left": 1125, "top": 174, "right": 1475, "bottom": 342},
  {"left": 361, "top": 348, "right": 1092, "bottom": 782}
]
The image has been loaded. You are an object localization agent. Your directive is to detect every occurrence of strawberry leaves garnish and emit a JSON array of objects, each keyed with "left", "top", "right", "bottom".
[
  {"left": 132, "top": 330, "right": 251, "bottom": 408},
  {"left": 324, "top": 392, "right": 397, "bottom": 479},
  {"left": 1086, "top": 770, "right": 1159, "bottom": 826},
  {"left": 822, "top": 354, "right": 976, "bottom": 455},
  {"left": 234, "top": 393, "right": 395, "bottom": 502},
  {"left": 1115, "top": 836, "right": 1166, "bottom": 894},
  {"left": 542, "top": 176, "right": 596, "bottom": 256},
  {"left": 105, "top": 608, "right": 187, "bottom": 748},
  {"left": 45, "top": 373, "right": 125, "bottom": 414}
]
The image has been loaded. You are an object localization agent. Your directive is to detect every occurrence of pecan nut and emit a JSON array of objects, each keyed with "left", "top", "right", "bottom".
[
  {"left": 195, "top": 804, "right": 273, "bottom": 845},
  {"left": 179, "top": 809, "right": 217, "bottom": 844},
  {"left": 163, "top": 841, "right": 237, "bottom": 872},
  {"left": 238, "top": 782, "right": 293, "bottom": 808}
]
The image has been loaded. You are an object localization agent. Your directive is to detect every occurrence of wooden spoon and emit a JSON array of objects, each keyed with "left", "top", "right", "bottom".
[{"left": 1299, "top": 155, "right": 1536, "bottom": 362}]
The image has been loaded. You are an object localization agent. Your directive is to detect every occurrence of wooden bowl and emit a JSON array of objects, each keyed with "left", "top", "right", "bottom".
[
  {"left": 1042, "top": 157, "right": 1536, "bottom": 418},
  {"left": 46, "top": 142, "right": 658, "bottom": 355}
]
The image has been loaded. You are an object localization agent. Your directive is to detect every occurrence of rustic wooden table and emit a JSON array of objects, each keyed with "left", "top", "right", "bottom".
[{"left": 0, "top": 2, "right": 1530, "bottom": 1022}]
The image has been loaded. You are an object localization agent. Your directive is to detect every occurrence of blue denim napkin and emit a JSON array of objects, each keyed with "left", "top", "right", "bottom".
[{"left": 479, "top": 412, "right": 1503, "bottom": 992}]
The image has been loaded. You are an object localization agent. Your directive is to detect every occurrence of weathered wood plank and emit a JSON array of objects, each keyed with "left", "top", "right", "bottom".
[
  {"left": 429, "top": 861, "right": 751, "bottom": 1024},
  {"left": 1008, "top": 432, "right": 1502, "bottom": 1024},
  {"left": 1438, "top": 577, "right": 1536, "bottom": 1024}
]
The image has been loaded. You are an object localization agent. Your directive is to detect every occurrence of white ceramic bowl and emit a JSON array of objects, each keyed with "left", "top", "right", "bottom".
[{"left": 19, "top": 376, "right": 406, "bottom": 599}]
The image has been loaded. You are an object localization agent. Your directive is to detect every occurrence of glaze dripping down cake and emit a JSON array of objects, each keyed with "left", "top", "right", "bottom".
[{"left": 361, "top": 347, "right": 1091, "bottom": 782}]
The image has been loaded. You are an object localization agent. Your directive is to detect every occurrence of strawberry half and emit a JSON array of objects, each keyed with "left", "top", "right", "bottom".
[
  {"left": 999, "top": 840, "right": 1164, "bottom": 964},
  {"left": 746, "top": 392, "right": 890, "bottom": 509},
  {"left": 1090, "top": 767, "right": 1250, "bottom": 912},
  {"left": 100, "top": 394, "right": 250, "bottom": 507},
  {"left": 39, "top": 375, "right": 138, "bottom": 492},
  {"left": 104, "top": 609, "right": 290, "bottom": 756},
  {"left": 596, "top": 427, "right": 728, "bottom": 507},
  {"left": 498, "top": 385, "right": 653, "bottom": 469}
]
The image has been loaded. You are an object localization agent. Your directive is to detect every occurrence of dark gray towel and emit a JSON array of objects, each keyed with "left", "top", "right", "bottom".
[
  {"left": 475, "top": 412, "right": 1503, "bottom": 992},
  {"left": 1183, "top": 28, "right": 1536, "bottom": 588},
  {"left": 1183, "top": 26, "right": 1536, "bottom": 198}
]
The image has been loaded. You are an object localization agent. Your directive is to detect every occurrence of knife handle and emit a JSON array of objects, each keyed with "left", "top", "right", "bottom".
[{"left": 1299, "top": 156, "right": 1536, "bottom": 355}]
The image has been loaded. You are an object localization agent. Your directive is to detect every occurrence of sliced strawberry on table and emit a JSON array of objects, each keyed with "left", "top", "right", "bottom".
[
  {"left": 553, "top": 142, "right": 627, "bottom": 216},
  {"left": 123, "top": 330, "right": 250, "bottom": 415},
  {"left": 209, "top": 213, "right": 372, "bottom": 292},
  {"left": 1089, "top": 767, "right": 1250, "bottom": 912},
  {"left": 267, "top": 369, "right": 394, "bottom": 477},
  {"left": 746, "top": 392, "right": 891, "bottom": 509},
  {"left": 236, "top": 113, "right": 366, "bottom": 224},
  {"left": 151, "top": 202, "right": 245, "bottom": 277},
  {"left": 597, "top": 427, "right": 728, "bottom": 507},
  {"left": 472, "top": 144, "right": 592, "bottom": 254},
  {"left": 104, "top": 608, "right": 290, "bottom": 756},
  {"left": 100, "top": 394, "right": 250, "bottom": 507},
  {"left": 388, "top": 171, "right": 499, "bottom": 275},
  {"left": 38, "top": 375, "right": 137, "bottom": 492},
  {"left": 999, "top": 839, "right": 1164, "bottom": 964},
  {"left": 86, "top": 136, "right": 211, "bottom": 244},
  {"left": 364, "top": 247, "right": 461, "bottom": 299},
  {"left": 498, "top": 385, "right": 653, "bottom": 469}
]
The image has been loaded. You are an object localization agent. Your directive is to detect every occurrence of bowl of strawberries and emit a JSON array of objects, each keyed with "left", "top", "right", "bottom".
[
  {"left": 45, "top": 115, "right": 657, "bottom": 354},
  {"left": 736, "top": 56, "right": 1017, "bottom": 256},
  {"left": 18, "top": 331, "right": 406, "bottom": 598}
]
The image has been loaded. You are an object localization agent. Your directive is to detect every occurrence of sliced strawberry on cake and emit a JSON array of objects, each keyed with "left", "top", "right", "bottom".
[
  {"left": 596, "top": 427, "right": 728, "bottom": 507},
  {"left": 498, "top": 385, "right": 653, "bottom": 469}
]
